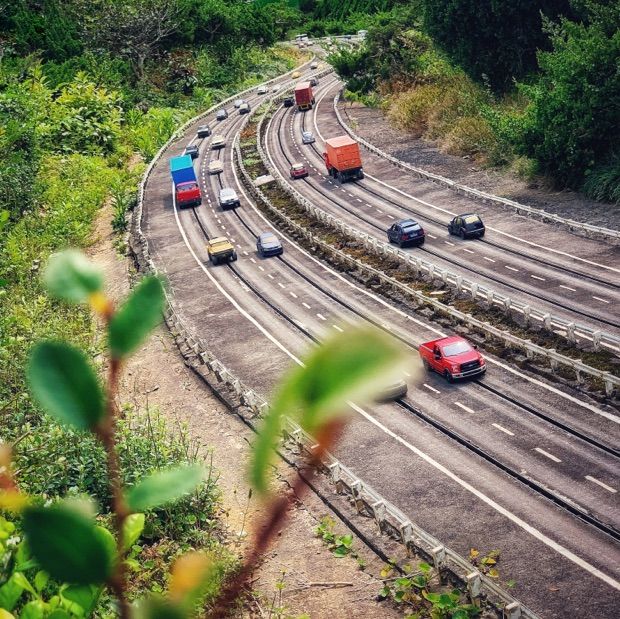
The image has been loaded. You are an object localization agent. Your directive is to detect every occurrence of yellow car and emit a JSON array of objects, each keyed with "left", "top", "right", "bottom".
[
  {"left": 292, "top": 71, "right": 302, "bottom": 79},
  {"left": 207, "top": 237, "right": 237, "bottom": 265}
]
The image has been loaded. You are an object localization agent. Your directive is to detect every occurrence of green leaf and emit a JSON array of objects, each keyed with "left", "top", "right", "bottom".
[
  {"left": 332, "top": 546, "right": 349, "bottom": 558},
  {"left": 134, "top": 596, "right": 186, "bottom": 619},
  {"left": 47, "top": 612, "right": 71, "bottom": 619},
  {"left": 12, "top": 572, "right": 36, "bottom": 597},
  {"left": 123, "top": 513, "right": 145, "bottom": 550},
  {"left": 19, "top": 601, "right": 44, "bottom": 619},
  {"left": 43, "top": 250, "right": 103, "bottom": 303},
  {"left": 250, "top": 325, "right": 410, "bottom": 493},
  {"left": 62, "top": 585, "right": 101, "bottom": 615},
  {"left": 108, "top": 276, "right": 165, "bottom": 358},
  {"left": 22, "top": 504, "right": 113, "bottom": 585},
  {"left": 126, "top": 464, "right": 204, "bottom": 512},
  {"left": 34, "top": 571, "right": 49, "bottom": 593},
  {"left": 338, "top": 534, "right": 353, "bottom": 548},
  {"left": 27, "top": 341, "right": 105, "bottom": 430},
  {"left": 0, "top": 574, "right": 25, "bottom": 611},
  {"left": 418, "top": 561, "right": 432, "bottom": 573}
]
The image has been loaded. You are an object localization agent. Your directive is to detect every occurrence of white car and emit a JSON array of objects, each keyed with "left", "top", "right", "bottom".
[
  {"left": 310, "top": 62, "right": 318, "bottom": 69},
  {"left": 257, "top": 85, "right": 268, "bottom": 94},
  {"left": 301, "top": 131, "right": 315, "bottom": 145},
  {"left": 234, "top": 99, "right": 244, "bottom": 108},
  {"left": 272, "top": 84, "right": 281, "bottom": 92},
  {"left": 211, "top": 135, "right": 226, "bottom": 150},
  {"left": 208, "top": 160, "right": 224, "bottom": 175}
]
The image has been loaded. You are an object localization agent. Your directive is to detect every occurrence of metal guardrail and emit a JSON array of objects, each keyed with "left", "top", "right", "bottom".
[
  {"left": 254, "top": 100, "right": 619, "bottom": 396},
  {"left": 129, "top": 60, "right": 539, "bottom": 619},
  {"left": 332, "top": 92, "right": 620, "bottom": 244},
  {"left": 233, "top": 113, "right": 539, "bottom": 619}
]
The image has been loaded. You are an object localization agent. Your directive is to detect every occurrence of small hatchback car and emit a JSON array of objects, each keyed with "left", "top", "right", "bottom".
[
  {"left": 218, "top": 187, "right": 240, "bottom": 210},
  {"left": 283, "top": 96, "right": 295, "bottom": 108},
  {"left": 208, "top": 159, "right": 224, "bottom": 175},
  {"left": 238, "top": 102, "right": 250, "bottom": 114},
  {"left": 448, "top": 213, "right": 485, "bottom": 239},
  {"left": 196, "top": 125, "right": 211, "bottom": 138},
  {"left": 387, "top": 218, "right": 426, "bottom": 247},
  {"left": 234, "top": 99, "right": 244, "bottom": 108},
  {"left": 256, "top": 232, "right": 284, "bottom": 258},
  {"left": 257, "top": 85, "right": 268, "bottom": 94},
  {"left": 309, "top": 77, "right": 319, "bottom": 86},
  {"left": 183, "top": 144, "right": 199, "bottom": 159},
  {"left": 301, "top": 131, "right": 315, "bottom": 144},
  {"left": 290, "top": 163, "right": 308, "bottom": 179},
  {"left": 210, "top": 135, "right": 226, "bottom": 150},
  {"left": 215, "top": 109, "right": 228, "bottom": 121}
]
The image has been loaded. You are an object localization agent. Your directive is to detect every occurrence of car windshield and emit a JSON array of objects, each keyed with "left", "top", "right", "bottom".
[
  {"left": 292, "top": 164, "right": 304, "bottom": 170},
  {"left": 211, "top": 240, "right": 229, "bottom": 249},
  {"left": 261, "top": 235, "right": 278, "bottom": 244},
  {"left": 442, "top": 341, "right": 472, "bottom": 357},
  {"left": 303, "top": 132, "right": 312, "bottom": 138},
  {"left": 464, "top": 215, "right": 482, "bottom": 227},
  {"left": 180, "top": 182, "right": 198, "bottom": 191}
]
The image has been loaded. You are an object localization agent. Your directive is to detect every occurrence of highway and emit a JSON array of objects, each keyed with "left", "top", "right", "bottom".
[{"left": 140, "top": 57, "right": 620, "bottom": 617}]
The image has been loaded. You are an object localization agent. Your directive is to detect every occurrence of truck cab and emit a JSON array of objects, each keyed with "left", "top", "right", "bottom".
[
  {"left": 207, "top": 237, "right": 237, "bottom": 265},
  {"left": 175, "top": 181, "right": 201, "bottom": 209},
  {"left": 419, "top": 336, "right": 486, "bottom": 382}
]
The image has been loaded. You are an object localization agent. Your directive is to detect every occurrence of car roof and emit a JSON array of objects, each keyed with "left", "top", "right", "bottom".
[
  {"left": 291, "top": 163, "right": 305, "bottom": 168},
  {"left": 457, "top": 212, "right": 480, "bottom": 219},
  {"left": 397, "top": 218, "right": 419, "bottom": 227},
  {"left": 219, "top": 187, "right": 236, "bottom": 195},
  {"left": 437, "top": 336, "right": 467, "bottom": 346},
  {"left": 302, "top": 130, "right": 312, "bottom": 135}
]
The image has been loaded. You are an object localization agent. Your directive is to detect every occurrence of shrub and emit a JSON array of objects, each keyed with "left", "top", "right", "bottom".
[
  {"left": 582, "top": 154, "right": 620, "bottom": 204},
  {"left": 442, "top": 116, "right": 496, "bottom": 160},
  {"left": 387, "top": 84, "right": 443, "bottom": 136}
]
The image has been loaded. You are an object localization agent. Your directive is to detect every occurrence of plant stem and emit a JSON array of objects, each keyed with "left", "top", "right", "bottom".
[
  {"left": 97, "top": 356, "right": 131, "bottom": 619},
  {"left": 210, "top": 420, "right": 343, "bottom": 617}
]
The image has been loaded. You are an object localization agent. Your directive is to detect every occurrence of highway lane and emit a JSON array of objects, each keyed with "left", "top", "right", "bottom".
[
  {"left": 186, "top": 90, "right": 620, "bottom": 527},
  {"left": 141, "top": 72, "right": 620, "bottom": 616},
  {"left": 267, "top": 77, "right": 620, "bottom": 339}
]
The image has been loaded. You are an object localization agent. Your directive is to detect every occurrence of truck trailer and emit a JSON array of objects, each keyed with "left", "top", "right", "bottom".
[
  {"left": 323, "top": 136, "right": 364, "bottom": 182},
  {"left": 170, "top": 155, "right": 202, "bottom": 208},
  {"left": 294, "top": 82, "right": 314, "bottom": 111}
]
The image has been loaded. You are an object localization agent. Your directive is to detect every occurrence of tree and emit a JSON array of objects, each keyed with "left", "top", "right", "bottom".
[
  {"left": 72, "top": 0, "right": 185, "bottom": 80},
  {"left": 422, "top": 0, "right": 574, "bottom": 91}
]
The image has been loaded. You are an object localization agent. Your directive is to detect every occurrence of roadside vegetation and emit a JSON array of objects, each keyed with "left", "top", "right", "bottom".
[{"left": 328, "top": 0, "right": 620, "bottom": 204}]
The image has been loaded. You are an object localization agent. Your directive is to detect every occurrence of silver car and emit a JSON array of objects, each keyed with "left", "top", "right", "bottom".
[
  {"left": 234, "top": 99, "right": 244, "bottom": 108},
  {"left": 302, "top": 131, "right": 315, "bottom": 144}
]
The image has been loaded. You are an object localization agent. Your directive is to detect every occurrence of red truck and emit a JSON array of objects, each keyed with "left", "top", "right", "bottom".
[
  {"left": 323, "top": 136, "right": 364, "bottom": 182},
  {"left": 170, "top": 155, "right": 202, "bottom": 208},
  {"left": 294, "top": 82, "right": 314, "bottom": 111},
  {"left": 419, "top": 336, "right": 486, "bottom": 382}
]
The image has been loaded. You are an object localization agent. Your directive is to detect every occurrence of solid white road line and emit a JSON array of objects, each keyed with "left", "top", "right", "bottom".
[
  {"left": 534, "top": 447, "right": 562, "bottom": 463},
  {"left": 492, "top": 423, "right": 515, "bottom": 436},
  {"left": 585, "top": 475, "right": 617, "bottom": 493}
]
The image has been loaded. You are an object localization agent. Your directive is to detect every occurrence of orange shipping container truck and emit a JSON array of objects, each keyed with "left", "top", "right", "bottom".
[
  {"left": 294, "top": 82, "right": 314, "bottom": 111},
  {"left": 323, "top": 136, "right": 364, "bottom": 182}
]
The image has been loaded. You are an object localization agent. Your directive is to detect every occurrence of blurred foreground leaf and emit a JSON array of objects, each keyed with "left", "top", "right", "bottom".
[
  {"left": 43, "top": 250, "right": 103, "bottom": 304},
  {"left": 251, "top": 325, "right": 410, "bottom": 493},
  {"left": 22, "top": 504, "right": 114, "bottom": 585},
  {"left": 126, "top": 464, "right": 204, "bottom": 512},
  {"left": 108, "top": 276, "right": 165, "bottom": 358},
  {"left": 28, "top": 341, "right": 105, "bottom": 430}
]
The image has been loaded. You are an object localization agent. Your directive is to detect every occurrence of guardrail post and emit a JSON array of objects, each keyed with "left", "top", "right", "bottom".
[
  {"left": 372, "top": 501, "right": 386, "bottom": 531},
  {"left": 465, "top": 571, "right": 481, "bottom": 606},
  {"left": 542, "top": 314, "right": 552, "bottom": 330},
  {"left": 503, "top": 601, "right": 522, "bottom": 619},
  {"left": 522, "top": 305, "right": 531, "bottom": 326},
  {"left": 604, "top": 375, "right": 614, "bottom": 397},
  {"left": 400, "top": 521, "right": 413, "bottom": 545},
  {"left": 351, "top": 480, "right": 364, "bottom": 513},
  {"left": 431, "top": 545, "right": 446, "bottom": 583},
  {"left": 566, "top": 322, "right": 576, "bottom": 343},
  {"left": 455, "top": 276, "right": 463, "bottom": 292},
  {"left": 592, "top": 331, "right": 602, "bottom": 351}
]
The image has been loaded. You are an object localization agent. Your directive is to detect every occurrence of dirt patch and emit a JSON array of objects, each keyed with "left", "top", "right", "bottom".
[
  {"left": 341, "top": 103, "right": 618, "bottom": 230},
  {"left": 89, "top": 202, "right": 398, "bottom": 618}
]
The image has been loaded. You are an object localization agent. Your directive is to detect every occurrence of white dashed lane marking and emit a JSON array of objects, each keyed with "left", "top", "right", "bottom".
[
  {"left": 289, "top": 291, "right": 298, "bottom": 299},
  {"left": 492, "top": 423, "right": 515, "bottom": 436},
  {"left": 427, "top": 234, "right": 436, "bottom": 239},
  {"left": 592, "top": 296, "right": 610, "bottom": 304},
  {"left": 258, "top": 265, "right": 265, "bottom": 272},
  {"left": 462, "top": 248, "right": 475, "bottom": 254},
  {"left": 249, "top": 257, "right": 256, "bottom": 263},
  {"left": 454, "top": 402, "right": 475, "bottom": 414},
  {"left": 333, "top": 324, "right": 344, "bottom": 332},
  {"left": 317, "top": 313, "right": 327, "bottom": 321},
  {"left": 302, "top": 302, "right": 311, "bottom": 309},
  {"left": 585, "top": 475, "right": 616, "bottom": 493},
  {"left": 423, "top": 384, "right": 440, "bottom": 394},
  {"left": 444, "top": 241, "right": 455, "bottom": 246},
  {"left": 531, "top": 274, "right": 546, "bottom": 281},
  {"left": 505, "top": 265, "right": 519, "bottom": 272},
  {"left": 534, "top": 447, "right": 562, "bottom": 463},
  {"left": 560, "top": 284, "right": 576, "bottom": 291},
  {"left": 267, "top": 273, "right": 274, "bottom": 279},
  {"left": 277, "top": 282, "right": 286, "bottom": 289},
  {"left": 483, "top": 256, "right": 496, "bottom": 263}
]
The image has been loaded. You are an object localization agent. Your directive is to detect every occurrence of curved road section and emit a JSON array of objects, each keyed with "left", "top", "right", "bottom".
[{"left": 141, "top": 62, "right": 620, "bottom": 617}]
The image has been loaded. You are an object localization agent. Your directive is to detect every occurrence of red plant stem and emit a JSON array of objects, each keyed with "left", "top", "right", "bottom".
[
  {"left": 210, "top": 420, "right": 344, "bottom": 618},
  {"left": 97, "top": 355, "right": 131, "bottom": 619}
]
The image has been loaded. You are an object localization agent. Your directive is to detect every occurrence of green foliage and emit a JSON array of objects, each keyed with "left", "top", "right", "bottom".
[
  {"left": 27, "top": 341, "right": 105, "bottom": 430},
  {"left": 518, "top": 18, "right": 620, "bottom": 196},
  {"left": 421, "top": 0, "right": 574, "bottom": 91},
  {"left": 43, "top": 250, "right": 104, "bottom": 304},
  {"left": 126, "top": 464, "right": 205, "bottom": 512},
  {"left": 250, "top": 325, "right": 409, "bottom": 493},
  {"left": 22, "top": 504, "right": 114, "bottom": 585},
  {"left": 108, "top": 276, "right": 165, "bottom": 358},
  {"left": 315, "top": 517, "right": 356, "bottom": 558}
]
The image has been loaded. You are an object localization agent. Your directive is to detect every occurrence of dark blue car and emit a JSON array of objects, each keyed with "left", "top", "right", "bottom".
[
  {"left": 387, "top": 218, "right": 425, "bottom": 247},
  {"left": 257, "top": 232, "right": 283, "bottom": 257}
]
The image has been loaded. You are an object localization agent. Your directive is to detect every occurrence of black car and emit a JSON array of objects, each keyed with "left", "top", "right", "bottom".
[
  {"left": 309, "top": 77, "right": 319, "bottom": 86},
  {"left": 183, "top": 144, "right": 199, "bottom": 159},
  {"left": 257, "top": 232, "right": 283, "bottom": 257},
  {"left": 196, "top": 125, "right": 211, "bottom": 138},
  {"left": 283, "top": 96, "right": 295, "bottom": 108},
  {"left": 387, "top": 218, "right": 425, "bottom": 247},
  {"left": 448, "top": 213, "right": 485, "bottom": 239}
]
